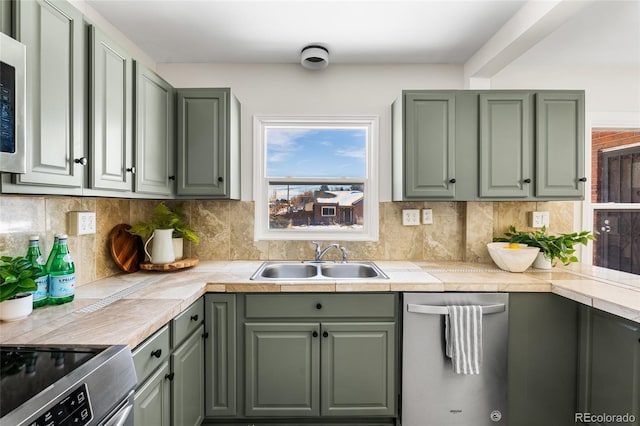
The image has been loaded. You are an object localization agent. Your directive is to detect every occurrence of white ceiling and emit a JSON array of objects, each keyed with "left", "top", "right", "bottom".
[{"left": 85, "top": 0, "right": 640, "bottom": 69}]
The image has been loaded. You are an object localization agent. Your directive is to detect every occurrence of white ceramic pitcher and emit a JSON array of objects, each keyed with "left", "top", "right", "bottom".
[{"left": 144, "top": 229, "right": 176, "bottom": 264}]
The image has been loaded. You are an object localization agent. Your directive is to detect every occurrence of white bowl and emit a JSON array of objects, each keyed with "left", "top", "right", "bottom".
[{"left": 487, "top": 242, "right": 540, "bottom": 273}]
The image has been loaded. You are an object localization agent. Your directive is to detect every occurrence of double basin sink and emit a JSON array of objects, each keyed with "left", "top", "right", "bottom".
[{"left": 250, "top": 261, "right": 389, "bottom": 281}]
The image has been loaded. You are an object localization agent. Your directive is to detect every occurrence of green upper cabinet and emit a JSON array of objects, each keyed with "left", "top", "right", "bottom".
[
  {"left": 89, "top": 25, "right": 133, "bottom": 192},
  {"left": 399, "top": 91, "right": 457, "bottom": 199},
  {"left": 12, "top": 0, "right": 86, "bottom": 190},
  {"left": 134, "top": 61, "right": 175, "bottom": 196},
  {"left": 479, "top": 92, "right": 533, "bottom": 198},
  {"left": 536, "top": 91, "right": 586, "bottom": 198},
  {"left": 0, "top": 0, "right": 11, "bottom": 35},
  {"left": 176, "top": 88, "right": 240, "bottom": 199},
  {"left": 394, "top": 90, "right": 585, "bottom": 201}
]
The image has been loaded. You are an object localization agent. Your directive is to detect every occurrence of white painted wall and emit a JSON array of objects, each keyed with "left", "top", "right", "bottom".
[{"left": 157, "top": 63, "right": 463, "bottom": 201}]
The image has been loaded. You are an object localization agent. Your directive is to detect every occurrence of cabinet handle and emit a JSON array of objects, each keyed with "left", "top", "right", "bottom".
[
  {"left": 150, "top": 349, "right": 162, "bottom": 358},
  {"left": 312, "top": 331, "right": 318, "bottom": 338},
  {"left": 523, "top": 178, "right": 532, "bottom": 184},
  {"left": 579, "top": 177, "right": 587, "bottom": 182},
  {"left": 165, "top": 372, "right": 174, "bottom": 381},
  {"left": 217, "top": 177, "right": 224, "bottom": 183},
  {"left": 202, "top": 331, "right": 209, "bottom": 339},
  {"left": 126, "top": 166, "right": 136, "bottom": 174},
  {"left": 168, "top": 175, "right": 176, "bottom": 181},
  {"left": 74, "top": 157, "right": 88, "bottom": 166},
  {"left": 190, "top": 314, "right": 199, "bottom": 322},
  {"left": 322, "top": 331, "right": 329, "bottom": 338},
  {"left": 449, "top": 178, "right": 456, "bottom": 184},
  {"left": 315, "top": 303, "right": 322, "bottom": 310}
]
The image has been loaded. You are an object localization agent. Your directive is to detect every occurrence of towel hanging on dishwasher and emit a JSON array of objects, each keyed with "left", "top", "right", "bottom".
[{"left": 445, "top": 305, "right": 483, "bottom": 374}]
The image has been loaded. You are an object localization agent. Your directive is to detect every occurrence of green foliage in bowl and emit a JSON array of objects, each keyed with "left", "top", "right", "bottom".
[{"left": 0, "top": 256, "right": 39, "bottom": 303}]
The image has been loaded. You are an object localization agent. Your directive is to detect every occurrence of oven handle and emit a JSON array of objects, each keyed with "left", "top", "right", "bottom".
[
  {"left": 407, "top": 303, "right": 505, "bottom": 315},
  {"left": 101, "top": 399, "right": 134, "bottom": 426}
]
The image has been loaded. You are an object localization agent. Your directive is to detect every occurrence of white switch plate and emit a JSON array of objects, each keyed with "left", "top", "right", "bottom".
[
  {"left": 68, "top": 211, "right": 96, "bottom": 235},
  {"left": 530, "top": 211, "right": 550, "bottom": 228},
  {"left": 402, "top": 209, "right": 421, "bottom": 226},
  {"left": 422, "top": 208, "right": 433, "bottom": 225}
]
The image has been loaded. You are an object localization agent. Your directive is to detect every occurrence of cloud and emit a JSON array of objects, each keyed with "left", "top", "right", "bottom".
[{"left": 335, "top": 147, "right": 366, "bottom": 159}]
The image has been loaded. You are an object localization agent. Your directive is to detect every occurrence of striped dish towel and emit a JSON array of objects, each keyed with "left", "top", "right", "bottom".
[{"left": 445, "top": 305, "right": 483, "bottom": 375}]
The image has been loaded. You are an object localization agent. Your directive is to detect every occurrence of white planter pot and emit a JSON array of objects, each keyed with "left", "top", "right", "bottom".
[
  {"left": 173, "top": 237, "right": 184, "bottom": 260},
  {"left": 533, "top": 252, "right": 552, "bottom": 269},
  {"left": 0, "top": 293, "right": 33, "bottom": 321}
]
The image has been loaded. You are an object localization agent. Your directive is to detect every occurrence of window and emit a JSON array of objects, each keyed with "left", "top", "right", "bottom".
[{"left": 254, "top": 116, "right": 379, "bottom": 241}]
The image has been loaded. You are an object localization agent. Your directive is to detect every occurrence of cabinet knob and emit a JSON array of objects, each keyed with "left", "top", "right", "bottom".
[
  {"left": 312, "top": 331, "right": 318, "bottom": 338},
  {"left": 126, "top": 166, "right": 136, "bottom": 174},
  {"left": 74, "top": 157, "right": 88, "bottom": 166},
  {"left": 202, "top": 331, "right": 209, "bottom": 339},
  {"left": 579, "top": 177, "right": 587, "bottom": 182},
  {"left": 449, "top": 178, "right": 456, "bottom": 184},
  {"left": 165, "top": 372, "right": 174, "bottom": 381},
  {"left": 190, "top": 314, "right": 199, "bottom": 322},
  {"left": 168, "top": 175, "right": 176, "bottom": 181},
  {"left": 150, "top": 349, "right": 162, "bottom": 358},
  {"left": 523, "top": 178, "right": 532, "bottom": 184},
  {"left": 217, "top": 177, "right": 224, "bottom": 183},
  {"left": 315, "top": 303, "right": 322, "bottom": 310},
  {"left": 322, "top": 331, "right": 329, "bottom": 338}
]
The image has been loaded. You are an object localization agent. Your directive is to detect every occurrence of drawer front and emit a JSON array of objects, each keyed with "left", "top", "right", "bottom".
[
  {"left": 245, "top": 293, "right": 396, "bottom": 319},
  {"left": 133, "top": 325, "right": 170, "bottom": 384},
  {"left": 172, "top": 298, "right": 204, "bottom": 347}
]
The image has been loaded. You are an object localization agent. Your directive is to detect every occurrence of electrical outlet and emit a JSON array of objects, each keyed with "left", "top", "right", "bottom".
[
  {"left": 68, "top": 211, "right": 96, "bottom": 235},
  {"left": 402, "top": 209, "right": 421, "bottom": 226},
  {"left": 530, "top": 211, "right": 550, "bottom": 228},
  {"left": 422, "top": 208, "right": 433, "bottom": 225}
]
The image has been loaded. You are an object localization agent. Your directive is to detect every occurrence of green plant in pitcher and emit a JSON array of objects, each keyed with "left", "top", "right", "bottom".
[{"left": 128, "top": 202, "right": 199, "bottom": 244}]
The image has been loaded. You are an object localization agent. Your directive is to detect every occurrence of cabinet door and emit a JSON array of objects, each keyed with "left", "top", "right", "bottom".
[
  {"left": 320, "top": 322, "right": 396, "bottom": 417},
  {"left": 244, "top": 322, "right": 320, "bottom": 417},
  {"left": 204, "top": 294, "right": 237, "bottom": 417},
  {"left": 403, "top": 91, "right": 456, "bottom": 198},
  {"left": 13, "top": 0, "right": 85, "bottom": 189},
  {"left": 172, "top": 325, "right": 205, "bottom": 426},
  {"left": 134, "top": 62, "right": 174, "bottom": 196},
  {"left": 479, "top": 92, "right": 533, "bottom": 198},
  {"left": 0, "top": 0, "right": 10, "bottom": 35},
  {"left": 578, "top": 308, "right": 640, "bottom": 425},
  {"left": 535, "top": 91, "right": 585, "bottom": 198},
  {"left": 134, "top": 361, "right": 171, "bottom": 426},
  {"left": 90, "top": 25, "right": 133, "bottom": 191},
  {"left": 177, "top": 88, "right": 239, "bottom": 198}
]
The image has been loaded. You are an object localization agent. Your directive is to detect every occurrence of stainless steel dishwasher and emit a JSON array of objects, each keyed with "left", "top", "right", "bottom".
[{"left": 402, "top": 293, "right": 509, "bottom": 426}]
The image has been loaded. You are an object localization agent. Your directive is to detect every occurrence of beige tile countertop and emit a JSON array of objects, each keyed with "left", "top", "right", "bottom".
[{"left": 0, "top": 260, "right": 638, "bottom": 349}]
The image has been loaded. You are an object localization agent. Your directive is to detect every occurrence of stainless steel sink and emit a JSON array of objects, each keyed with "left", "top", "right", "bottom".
[{"left": 250, "top": 261, "right": 388, "bottom": 281}]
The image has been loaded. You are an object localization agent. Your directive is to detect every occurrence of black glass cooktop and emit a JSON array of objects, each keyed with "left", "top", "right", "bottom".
[{"left": 0, "top": 346, "right": 102, "bottom": 417}]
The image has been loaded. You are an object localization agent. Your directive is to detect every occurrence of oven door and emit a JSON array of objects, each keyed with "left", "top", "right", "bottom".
[{"left": 101, "top": 392, "right": 134, "bottom": 426}]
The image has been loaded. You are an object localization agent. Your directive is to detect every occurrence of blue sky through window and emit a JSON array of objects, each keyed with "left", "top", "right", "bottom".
[{"left": 266, "top": 128, "right": 367, "bottom": 178}]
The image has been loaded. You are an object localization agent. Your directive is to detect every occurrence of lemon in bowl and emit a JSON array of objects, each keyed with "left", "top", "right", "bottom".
[{"left": 487, "top": 242, "right": 539, "bottom": 272}]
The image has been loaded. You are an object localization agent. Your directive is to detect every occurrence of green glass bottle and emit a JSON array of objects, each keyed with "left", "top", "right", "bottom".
[
  {"left": 48, "top": 234, "right": 75, "bottom": 305},
  {"left": 45, "top": 233, "right": 61, "bottom": 274},
  {"left": 25, "top": 235, "right": 48, "bottom": 308}
]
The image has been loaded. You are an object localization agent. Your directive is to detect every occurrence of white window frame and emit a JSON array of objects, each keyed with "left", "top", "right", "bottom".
[{"left": 253, "top": 115, "right": 380, "bottom": 241}]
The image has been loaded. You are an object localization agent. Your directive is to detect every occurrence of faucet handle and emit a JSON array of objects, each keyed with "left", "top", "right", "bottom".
[
  {"left": 311, "top": 241, "right": 321, "bottom": 260},
  {"left": 339, "top": 246, "right": 348, "bottom": 263}
]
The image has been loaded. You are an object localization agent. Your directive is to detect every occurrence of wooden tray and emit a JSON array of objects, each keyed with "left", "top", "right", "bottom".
[
  {"left": 109, "top": 224, "right": 145, "bottom": 272},
  {"left": 139, "top": 258, "right": 199, "bottom": 271}
]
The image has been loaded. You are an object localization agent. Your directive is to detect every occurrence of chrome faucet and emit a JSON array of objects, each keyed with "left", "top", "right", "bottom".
[{"left": 312, "top": 241, "right": 340, "bottom": 262}]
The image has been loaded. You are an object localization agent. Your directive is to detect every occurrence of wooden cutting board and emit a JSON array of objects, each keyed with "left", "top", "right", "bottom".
[
  {"left": 109, "top": 224, "right": 145, "bottom": 272},
  {"left": 139, "top": 258, "right": 199, "bottom": 271}
]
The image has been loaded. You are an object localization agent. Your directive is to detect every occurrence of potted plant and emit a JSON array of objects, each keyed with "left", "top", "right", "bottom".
[
  {"left": 128, "top": 202, "right": 199, "bottom": 261},
  {"left": 494, "top": 225, "right": 595, "bottom": 269},
  {"left": 0, "top": 256, "right": 39, "bottom": 321}
]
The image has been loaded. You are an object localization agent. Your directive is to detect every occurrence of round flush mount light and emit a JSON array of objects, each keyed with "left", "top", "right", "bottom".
[{"left": 301, "top": 45, "right": 329, "bottom": 70}]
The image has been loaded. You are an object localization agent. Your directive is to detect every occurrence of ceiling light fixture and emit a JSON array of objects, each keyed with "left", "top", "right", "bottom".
[{"left": 300, "top": 45, "right": 329, "bottom": 70}]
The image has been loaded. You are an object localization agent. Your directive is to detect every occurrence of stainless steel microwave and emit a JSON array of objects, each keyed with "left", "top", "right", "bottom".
[{"left": 0, "top": 32, "right": 26, "bottom": 173}]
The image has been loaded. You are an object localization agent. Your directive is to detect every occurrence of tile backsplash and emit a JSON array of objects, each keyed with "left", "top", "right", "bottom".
[{"left": 0, "top": 195, "right": 578, "bottom": 286}]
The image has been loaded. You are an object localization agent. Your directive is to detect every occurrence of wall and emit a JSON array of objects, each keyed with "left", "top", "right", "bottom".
[{"left": 0, "top": 195, "right": 577, "bottom": 286}]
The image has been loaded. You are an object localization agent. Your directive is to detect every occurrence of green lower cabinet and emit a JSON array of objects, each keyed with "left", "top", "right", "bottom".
[
  {"left": 172, "top": 324, "right": 205, "bottom": 426},
  {"left": 321, "top": 322, "right": 396, "bottom": 417},
  {"left": 578, "top": 307, "right": 640, "bottom": 425},
  {"left": 244, "top": 322, "right": 320, "bottom": 417},
  {"left": 134, "top": 361, "right": 171, "bottom": 426},
  {"left": 507, "top": 293, "right": 579, "bottom": 426}
]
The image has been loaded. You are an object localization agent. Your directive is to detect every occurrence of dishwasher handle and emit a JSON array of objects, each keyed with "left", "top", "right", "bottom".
[{"left": 407, "top": 303, "right": 505, "bottom": 315}]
